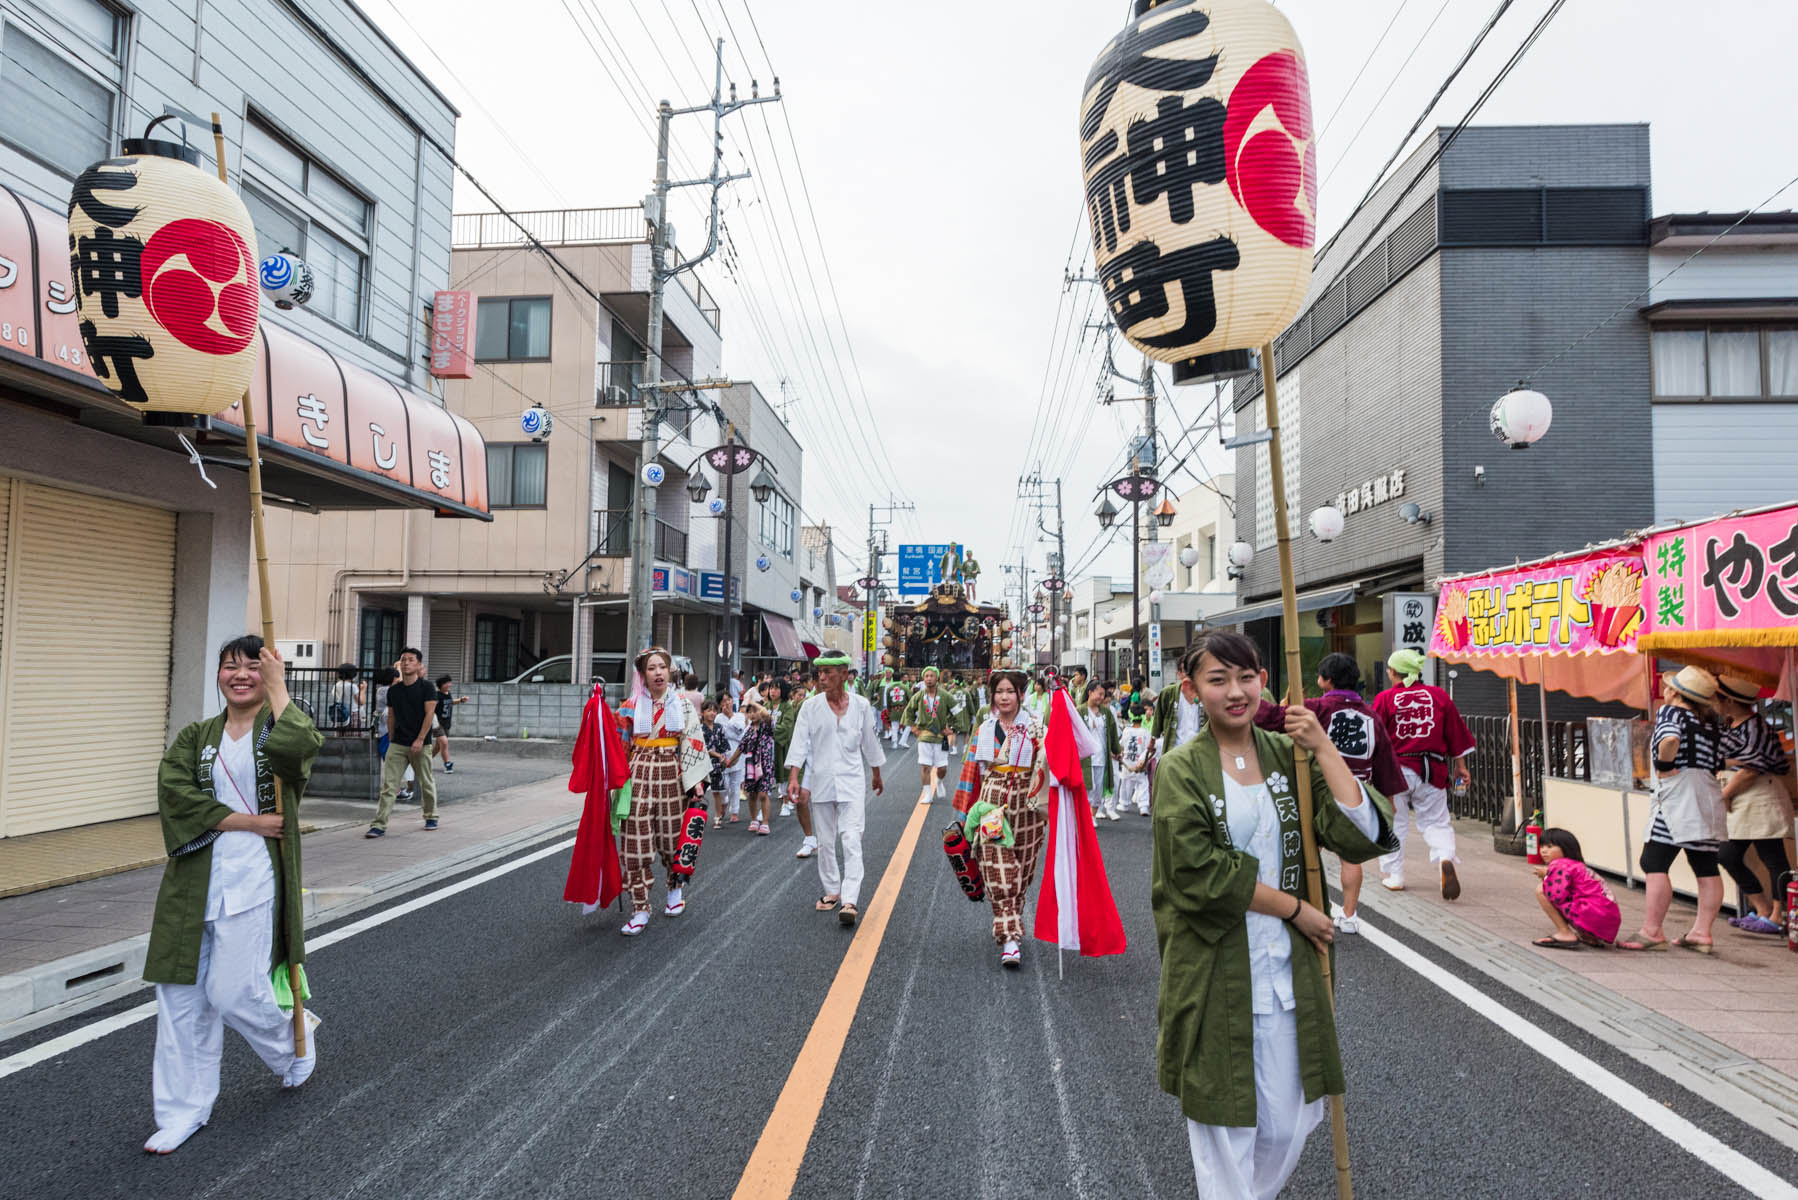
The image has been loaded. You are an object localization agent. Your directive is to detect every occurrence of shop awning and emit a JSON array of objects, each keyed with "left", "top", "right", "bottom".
[
  {"left": 801, "top": 641, "right": 822, "bottom": 659},
  {"left": 762, "top": 613, "right": 806, "bottom": 660},
  {"left": 1200, "top": 583, "right": 1360, "bottom": 630},
  {"left": 0, "top": 186, "right": 489, "bottom": 520}
]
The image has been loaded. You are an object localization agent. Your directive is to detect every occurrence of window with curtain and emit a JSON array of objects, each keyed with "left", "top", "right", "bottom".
[
  {"left": 475, "top": 297, "right": 551, "bottom": 361},
  {"left": 1652, "top": 330, "right": 1706, "bottom": 396},
  {"left": 1708, "top": 328, "right": 1762, "bottom": 397},
  {"left": 486, "top": 443, "right": 549, "bottom": 507},
  {"left": 1767, "top": 329, "right": 1798, "bottom": 397}
]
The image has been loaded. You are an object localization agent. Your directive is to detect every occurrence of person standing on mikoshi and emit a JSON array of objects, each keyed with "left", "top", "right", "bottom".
[
  {"left": 1080, "top": 681, "right": 1122, "bottom": 817},
  {"left": 963, "top": 669, "right": 1049, "bottom": 968},
  {"left": 902, "top": 666, "right": 957, "bottom": 803},
  {"left": 618, "top": 648, "right": 712, "bottom": 936},
  {"left": 786, "top": 651, "right": 887, "bottom": 926},
  {"left": 1255, "top": 653, "right": 1409, "bottom": 936},
  {"left": 1372, "top": 649, "right": 1475, "bottom": 900},
  {"left": 144, "top": 637, "right": 324, "bottom": 1154},
  {"left": 1151, "top": 634, "right": 1397, "bottom": 1197}
]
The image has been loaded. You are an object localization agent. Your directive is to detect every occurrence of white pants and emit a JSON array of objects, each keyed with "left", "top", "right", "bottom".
[
  {"left": 1379, "top": 767, "right": 1458, "bottom": 879},
  {"left": 1186, "top": 1006, "right": 1324, "bottom": 1200},
  {"left": 1118, "top": 772, "right": 1150, "bottom": 814},
  {"left": 152, "top": 901, "right": 310, "bottom": 1137},
  {"left": 722, "top": 764, "right": 746, "bottom": 813},
  {"left": 1087, "top": 758, "right": 1108, "bottom": 806},
  {"left": 812, "top": 799, "right": 867, "bottom": 906},
  {"left": 917, "top": 741, "right": 949, "bottom": 769},
  {"left": 897, "top": 727, "right": 910, "bottom": 746}
]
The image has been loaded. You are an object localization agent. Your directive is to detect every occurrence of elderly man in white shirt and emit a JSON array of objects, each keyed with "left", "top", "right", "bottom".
[{"left": 786, "top": 651, "right": 886, "bottom": 927}]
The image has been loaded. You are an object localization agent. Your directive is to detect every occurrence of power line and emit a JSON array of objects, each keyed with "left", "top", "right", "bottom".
[
  {"left": 1317, "top": 0, "right": 1457, "bottom": 192},
  {"left": 1315, "top": 0, "right": 1420, "bottom": 146}
]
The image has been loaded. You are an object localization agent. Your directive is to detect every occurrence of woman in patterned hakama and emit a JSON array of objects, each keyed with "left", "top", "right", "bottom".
[
  {"left": 618, "top": 647, "right": 712, "bottom": 937},
  {"left": 964, "top": 670, "right": 1048, "bottom": 968}
]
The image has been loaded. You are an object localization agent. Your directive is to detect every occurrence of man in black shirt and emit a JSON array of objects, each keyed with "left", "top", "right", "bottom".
[{"left": 367, "top": 647, "right": 438, "bottom": 838}]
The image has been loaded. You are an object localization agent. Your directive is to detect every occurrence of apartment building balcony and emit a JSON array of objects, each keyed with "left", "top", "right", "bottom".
[{"left": 591, "top": 508, "right": 688, "bottom": 566}]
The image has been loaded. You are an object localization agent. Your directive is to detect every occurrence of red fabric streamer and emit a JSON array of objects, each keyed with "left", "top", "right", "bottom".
[
  {"left": 564, "top": 682, "right": 630, "bottom": 908},
  {"left": 1033, "top": 689, "right": 1127, "bottom": 957}
]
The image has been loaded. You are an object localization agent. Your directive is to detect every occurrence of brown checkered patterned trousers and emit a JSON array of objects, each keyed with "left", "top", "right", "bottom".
[
  {"left": 621, "top": 748, "right": 686, "bottom": 913},
  {"left": 980, "top": 772, "right": 1047, "bottom": 945}
]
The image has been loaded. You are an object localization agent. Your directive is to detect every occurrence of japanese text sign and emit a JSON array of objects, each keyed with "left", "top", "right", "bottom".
[
  {"left": 898, "top": 544, "right": 951, "bottom": 596},
  {"left": 429, "top": 290, "right": 474, "bottom": 378},
  {"left": 1643, "top": 507, "right": 1798, "bottom": 640},
  {"left": 1430, "top": 551, "right": 1646, "bottom": 658}
]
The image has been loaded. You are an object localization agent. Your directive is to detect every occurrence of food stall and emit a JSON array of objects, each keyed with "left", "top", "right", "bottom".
[{"left": 1430, "top": 546, "right": 1654, "bottom": 882}]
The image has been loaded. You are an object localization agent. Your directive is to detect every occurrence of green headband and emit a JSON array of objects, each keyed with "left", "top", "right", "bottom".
[
  {"left": 1388, "top": 648, "right": 1427, "bottom": 685},
  {"left": 813, "top": 651, "right": 852, "bottom": 668}
]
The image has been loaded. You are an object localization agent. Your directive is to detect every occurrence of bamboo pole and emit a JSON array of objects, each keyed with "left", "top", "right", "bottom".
[
  {"left": 212, "top": 114, "right": 306, "bottom": 1058},
  {"left": 1259, "top": 344, "right": 1352, "bottom": 1200},
  {"left": 1507, "top": 676, "right": 1527, "bottom": 834}
]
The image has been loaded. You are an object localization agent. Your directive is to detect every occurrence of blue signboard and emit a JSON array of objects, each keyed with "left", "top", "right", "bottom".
[
  {"left": 898, "top": 544, "right": 952, "bottom": 596},
  {"left": 698, "top": 572, "right": 740, "bottom": 602}
]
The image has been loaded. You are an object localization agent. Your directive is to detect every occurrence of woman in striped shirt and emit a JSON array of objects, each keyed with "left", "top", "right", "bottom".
[
  {"left": 1621, "top": 667, "right": 1727, "bottom": 953},
  {"left": 1714, "top": 676, "right": 1794, "bottom": 936}
]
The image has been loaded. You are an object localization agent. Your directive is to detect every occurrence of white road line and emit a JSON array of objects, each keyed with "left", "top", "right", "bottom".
[
  {"left": 0, "top": 838, "right": 575, "bottom": 1083},
  {"left": 1358, "top": 917, "right": 1798, "bottom": 1200}
]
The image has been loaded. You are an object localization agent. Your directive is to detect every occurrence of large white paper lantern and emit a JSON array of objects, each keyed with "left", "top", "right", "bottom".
[
  {"left": 1227, "top": 540, "right": 1255, "bottom": 568},
  {"left": 1079, "top": 0, "right": 1316, "bottom": 382},
  {"left": 1308, "top": 505, "right": 1343, "bottom": 543},
  {"left": 1490, "top": 387, "right": 1553, "bottom": 449},
  {"left": 68, "top": 126, "right": 261, "bottom": 415}
]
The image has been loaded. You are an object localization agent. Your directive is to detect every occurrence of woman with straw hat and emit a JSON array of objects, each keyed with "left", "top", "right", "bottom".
[
  {"left": 1622, "top": 666, "right": 1727, "bottom": 952},
  {"left": 1713, "top": 676, "right": 1794, "bottom": 936}
]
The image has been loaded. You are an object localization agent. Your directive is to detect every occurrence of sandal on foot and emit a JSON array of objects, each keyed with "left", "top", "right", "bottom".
[
  {"left": 1672, "top": 935, "right": 1714, "bottom": 955},
  {"left": 816, "top": 896, "right": 839, "bottom": 911},
  {"left": 838, "top": 905, "right": 858, "bottom": 927},
  {"left": 1532, "top": 936, "right": 1583, "bottom": 950},
  {"left": 1619, "top": 931, "right": 1670, "bottom": 951},
  {"left": 620, "top": 912, "right": 650, "bottom": 937}
]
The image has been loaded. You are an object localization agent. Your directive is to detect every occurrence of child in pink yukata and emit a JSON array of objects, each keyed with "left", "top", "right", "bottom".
[{"left": 1532, "top": 828, "right": 1623, "bottom": 949}]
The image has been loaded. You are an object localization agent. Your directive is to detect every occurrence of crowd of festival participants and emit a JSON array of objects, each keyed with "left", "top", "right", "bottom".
[{"left": 141, "top": 625, "right": 1787, "bottom": 1195}]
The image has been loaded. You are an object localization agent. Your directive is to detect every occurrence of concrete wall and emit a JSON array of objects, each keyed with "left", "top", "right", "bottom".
[{"left": 457, "top": 683, "right": 590, "bottom": 739}]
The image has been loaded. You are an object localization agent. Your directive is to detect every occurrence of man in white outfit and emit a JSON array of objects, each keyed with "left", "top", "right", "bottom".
[
  {"left": 1117, "top": 710, "right": 1154, "bottom": 818},
  {"left": 787, "top": 651, "right": 886, "bottom": 927},
  {"left": 716, "top": 692, "right": 749, "bottom": 821}
]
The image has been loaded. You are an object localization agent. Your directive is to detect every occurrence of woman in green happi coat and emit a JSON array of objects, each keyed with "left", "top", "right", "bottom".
[
  {"left": 143, "top": 635, "right": 324, "bottom": 1154},
  {"left": 1151, "top": 633, "right": 1397, "bottom": 1198}
]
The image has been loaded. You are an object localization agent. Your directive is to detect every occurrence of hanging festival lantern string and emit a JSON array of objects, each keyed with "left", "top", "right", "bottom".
[{"left": 1080, "top": 1, "right": 1350, "bottom": 1189}]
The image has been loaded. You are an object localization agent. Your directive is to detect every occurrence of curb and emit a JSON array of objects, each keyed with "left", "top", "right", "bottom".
[
  {"left": 0, "top": 815, "right": 578, "bottom": 1040},
  {"left": 1347, "top": 863, "right": 1798, "bottom": 1155}
]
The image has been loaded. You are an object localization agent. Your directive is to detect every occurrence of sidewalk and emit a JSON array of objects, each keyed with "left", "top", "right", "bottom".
[
  {"left": 0, "top": 771, "right": 580, "bottom": 1030},
  {"left": 1355, "top": 818, "right": 1798, "bottom": 1148}
]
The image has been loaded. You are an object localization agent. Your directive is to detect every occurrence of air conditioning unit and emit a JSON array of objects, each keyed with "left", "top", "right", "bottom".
[
  {"left": 276, "top": 639, "right": 320, "bottom": 668},
  {"left": 604, "top": 384, "right": 631, "bottom": 406}
]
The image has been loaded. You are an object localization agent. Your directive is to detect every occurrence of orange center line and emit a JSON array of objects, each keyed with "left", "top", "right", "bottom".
[{"left": 730, "top": 799, "right": 933, "bottom": 1199}]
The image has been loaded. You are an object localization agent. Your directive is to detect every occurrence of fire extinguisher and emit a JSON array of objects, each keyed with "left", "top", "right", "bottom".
[
  {"left": 1525, "top": 809, "right": 1544, "bottom": 866},
  {"left": 1782, "top": 872, "right": 1798, "bottom": 954}
]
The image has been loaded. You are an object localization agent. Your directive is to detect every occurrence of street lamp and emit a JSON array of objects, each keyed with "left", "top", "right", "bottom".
[
  {"left": 1098, "top": 469, "right": 1166, "bottom": 687},
  {"left": 1095, "top": 495, "right": 1119, "bottom": 529},
  {"left": 689, "top": 431, "right": 779, "bottom": 692},
  {"left": 1154, "top": 498, "right": 1177, "bottom": 528}
]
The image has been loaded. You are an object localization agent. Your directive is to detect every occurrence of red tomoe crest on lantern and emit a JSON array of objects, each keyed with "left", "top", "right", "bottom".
[
  {"left": 1078, "top": 0, "right": 1315, "bottom": 378},
  {"left": 67, "top": 120, "right": 261, "bottom": 416}
]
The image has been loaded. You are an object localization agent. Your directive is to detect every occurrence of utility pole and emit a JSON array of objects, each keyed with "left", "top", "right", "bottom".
[
  {"left": 626, "top": 41, "right": 780, "bottom": 664},
  {"left": 1018, "top": 468, "right": 1067, "bottom": 668},
  {"left": 865, "top": 494, "right": 913, "bottom": 677}
]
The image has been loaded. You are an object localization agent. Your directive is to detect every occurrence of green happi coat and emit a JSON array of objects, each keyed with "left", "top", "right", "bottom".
[
  {"left": 1151, "top": 682, "right": 1206, "bottom": 757},
  {"left": 1150, "top": 724, "right": 1397, "bottom": 1128},
  {"left": 944, "top": 685, "right": 974, "bottom": 737},
  {"left": 773, "top": 697, "right": 802, "bottom": 777},
  {"left": 145, "top": 703, "right": 324, "bottom": 986},
  {"left": 900, "top": 686, "right": 956, "bottom": 743}
]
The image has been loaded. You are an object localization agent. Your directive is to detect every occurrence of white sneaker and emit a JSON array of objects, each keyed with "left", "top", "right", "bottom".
[
  {"left": 663, "top": 886, "right": 685, "bottom": 917},
  {"left": 1335, "top": 915, "right": 1361, "bottom": 935},
  {"left": 796, "top": 835, "right": 818, "bottom": 859},
  {"left": 918, "top": 789, "right": 933, "bottom": 805},
  {"left": 1000, "top": 940, "right": 1021, "bottom": 969},
  {"left": 779, "top": 801, "right": 795, "bottom": 818},
  {"left": 620, "top": 911, "right": 649, "bottom": 936},
  {"left": 1381, "top": 876, "right": 1405, "bottom": 892}
]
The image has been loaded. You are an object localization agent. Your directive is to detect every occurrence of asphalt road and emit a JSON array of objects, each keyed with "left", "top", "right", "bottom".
[{"left": 4, "top": 743, "right": 1796, "bottom": 1198}]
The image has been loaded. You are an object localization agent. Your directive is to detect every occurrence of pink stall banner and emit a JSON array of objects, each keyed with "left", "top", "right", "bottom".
[
  {"left": 1431, "top": 550, "right": 1647, "bottom": 658},
  {"left": 1640, "top": 506, "right": 1798, "bottom": 647}
]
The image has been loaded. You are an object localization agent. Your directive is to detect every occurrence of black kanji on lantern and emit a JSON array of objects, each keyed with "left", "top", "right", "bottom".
[
  {"left": 79, "top": 319, "right": 153, "bottom": 405},
  {"left": 1766, "top": 522, "right": 1798, "bottom": 618},
  {"left": 1085, "top": 93, "right": 1227, "bottom": 253},
  {"left": 1082, "top": 7, "right": 1217, "bottom": 141},
  {"left": 1701, "top": 531, "right": 1765, "bottom": 619},
  {"left": 71, "top": 227, "right": 145, "bottom": 319},
  {"left": 1100, "top": 236, "right": 1241, "bottom": 349},
  {"left": 69, "top": 163, "right": 141, "bottom": 229}
]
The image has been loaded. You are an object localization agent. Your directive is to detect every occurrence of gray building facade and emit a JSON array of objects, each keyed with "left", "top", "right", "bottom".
[{"left": 1228, "top": 124, "right": 1656, "bottom": 712}]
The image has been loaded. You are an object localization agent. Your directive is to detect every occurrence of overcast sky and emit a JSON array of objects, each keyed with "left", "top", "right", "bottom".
[{"left": 366, "top": 0, "right": 1798, "bottom": 596}]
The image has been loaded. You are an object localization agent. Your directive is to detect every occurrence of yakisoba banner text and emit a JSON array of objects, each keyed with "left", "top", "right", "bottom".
[{"left": 1430, "top": 551, "right": 1647, "bottom": 658}]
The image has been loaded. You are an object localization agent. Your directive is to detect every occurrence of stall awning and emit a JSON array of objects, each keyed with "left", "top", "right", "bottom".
[
  {"left": 1201, "top": 583, "right": 1359, "bottom": 630},
  {"left": 0, "top": 186, "right": 489, "bottom": 520},
  {"left": 762, "top": 614, "right": 806, "bottom": 660}
]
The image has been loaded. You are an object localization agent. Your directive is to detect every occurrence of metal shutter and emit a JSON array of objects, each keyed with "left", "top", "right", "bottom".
[
  {"left": 0, "top": 481, "right": 176, "bottom": 836},
  {"left": 1545, "top": 187, "right": 1649, "bottom": 244},
  {"left": 428, "top": 606, "right": 464, "bottom": 680}
]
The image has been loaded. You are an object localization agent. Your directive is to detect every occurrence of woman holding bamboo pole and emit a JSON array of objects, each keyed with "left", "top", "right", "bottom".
[{"left": 1150, "top": 633, "right": 1396, "bottom": 1197}]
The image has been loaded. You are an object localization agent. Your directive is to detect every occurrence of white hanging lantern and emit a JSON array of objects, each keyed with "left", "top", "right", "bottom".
[
  {"left": 1490, "top": 386, "right": 1553, "bottom": 449},
  {"left": 706, "top": 496, "right": 727, "bottom": 517},
  {"left": 642, "top": 462, "right": 666, "bottom": 487},
  {"left": 755, "top": 555, "right": 771, "bottom": 572},
  {"left": 1179, "top": 545, "right": 1200, "bottom": 567},
  {"left": 258, "top": 250, "right": 313, "bottom": 309},
  {"left": 790, "top": 588, "right": 803, "bottom": 603},
  {"left": 1227, "top": 540, "right": 1255, "bottom": 568},
  {"left": 1148, "top": 589, "right": 1164, "bottom": 605},
  {"left": 1308, "top": 505, "right": 1344, "bottom": 543}
]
